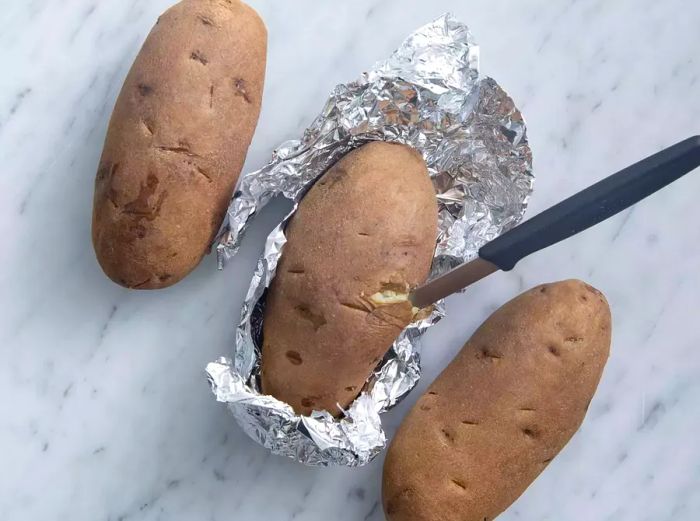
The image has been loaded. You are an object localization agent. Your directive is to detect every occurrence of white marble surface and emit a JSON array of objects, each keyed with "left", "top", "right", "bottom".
[{"left": 1, "top": 0, "right": 700, "bottom": 519}]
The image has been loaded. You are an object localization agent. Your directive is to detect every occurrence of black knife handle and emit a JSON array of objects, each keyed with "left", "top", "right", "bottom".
[{"left": 479, "top": 136, "right": 700, "bottom": 271}]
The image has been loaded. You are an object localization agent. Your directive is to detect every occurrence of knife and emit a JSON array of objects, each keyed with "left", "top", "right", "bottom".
[{"left": 410, "top": 135, "right": 700, "bottom": 308}]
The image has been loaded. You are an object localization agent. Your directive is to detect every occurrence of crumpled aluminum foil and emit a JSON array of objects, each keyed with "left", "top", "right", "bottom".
[{"left": 206, "top": 13, "right": 533, "bottom": 467}]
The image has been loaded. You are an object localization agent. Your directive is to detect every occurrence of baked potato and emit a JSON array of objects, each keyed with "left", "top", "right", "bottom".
[
  {"left": 92, "top": 0, "right": 266, "bottom": 289},
  {"left": 261, "top": 142, "right": 438, "bottom": 416},
  {"left": 383, "top": 280, "right": 612, "bottom": 521}
]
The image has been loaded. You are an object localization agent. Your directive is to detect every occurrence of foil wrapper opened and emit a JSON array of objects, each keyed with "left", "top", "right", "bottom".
[{"left": 206, "top": 14, "right": 533, "bottom": 467}]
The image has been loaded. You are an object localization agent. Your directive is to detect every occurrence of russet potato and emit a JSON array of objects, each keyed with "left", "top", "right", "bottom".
[
  {"left": 383, "top": 280, "right": 612, "bottom": 521},
  {"left": 261, "top": 142, "right": 438, "bottom": 416},
  {"left": 93, "top": 0, "right": 267, "bottom": 289}
]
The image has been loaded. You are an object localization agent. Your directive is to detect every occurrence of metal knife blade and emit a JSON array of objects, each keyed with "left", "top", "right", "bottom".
[{"left": 409, "top": 257, "right": 498, "bottom": 308}]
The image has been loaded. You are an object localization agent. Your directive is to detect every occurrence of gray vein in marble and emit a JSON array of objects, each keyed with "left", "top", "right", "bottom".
[{"left": 610, "top": 207, "right": 635, "bottom": 243}]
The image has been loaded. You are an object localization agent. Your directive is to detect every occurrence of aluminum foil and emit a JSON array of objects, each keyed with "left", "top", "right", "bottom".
[{"left": 207, "top": 14, "right": 533, "bottom": 467}]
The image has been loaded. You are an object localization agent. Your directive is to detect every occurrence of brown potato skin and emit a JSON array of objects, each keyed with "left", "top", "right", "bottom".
[
  {"left": 261, "top": 142, "right": 438, "bottom": 416},
  {"left": 383, "top": 280, "right": 612, "bottom": 521},
  {"left": 92, "top": 0, "right": 266, "bottom": 289}
]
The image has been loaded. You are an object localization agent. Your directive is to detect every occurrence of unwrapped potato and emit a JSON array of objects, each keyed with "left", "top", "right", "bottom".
[
  {"left": 92, "top": 0, "right": 266, "bottom": 289},
  {"left": 383, "top": 280, "right": 612, "bottom": 521},
  {"left": 261, "top": 142, "right": 438, "bottom": 416}
]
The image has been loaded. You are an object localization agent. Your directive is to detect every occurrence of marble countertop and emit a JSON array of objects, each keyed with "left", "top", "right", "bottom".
[{"left": 2, "top": 0, "right": 700, "bottom": 519}]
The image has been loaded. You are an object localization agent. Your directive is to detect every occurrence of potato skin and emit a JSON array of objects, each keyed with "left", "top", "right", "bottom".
[
  {"left": 383, "top": 280, "right": 612, "bottom": 521},
  {"left": 261, "top": 142, "right": 438, "bottom": 416},
  {"left": 92, "top": 0, "right": 266, "bottom": 289}
]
